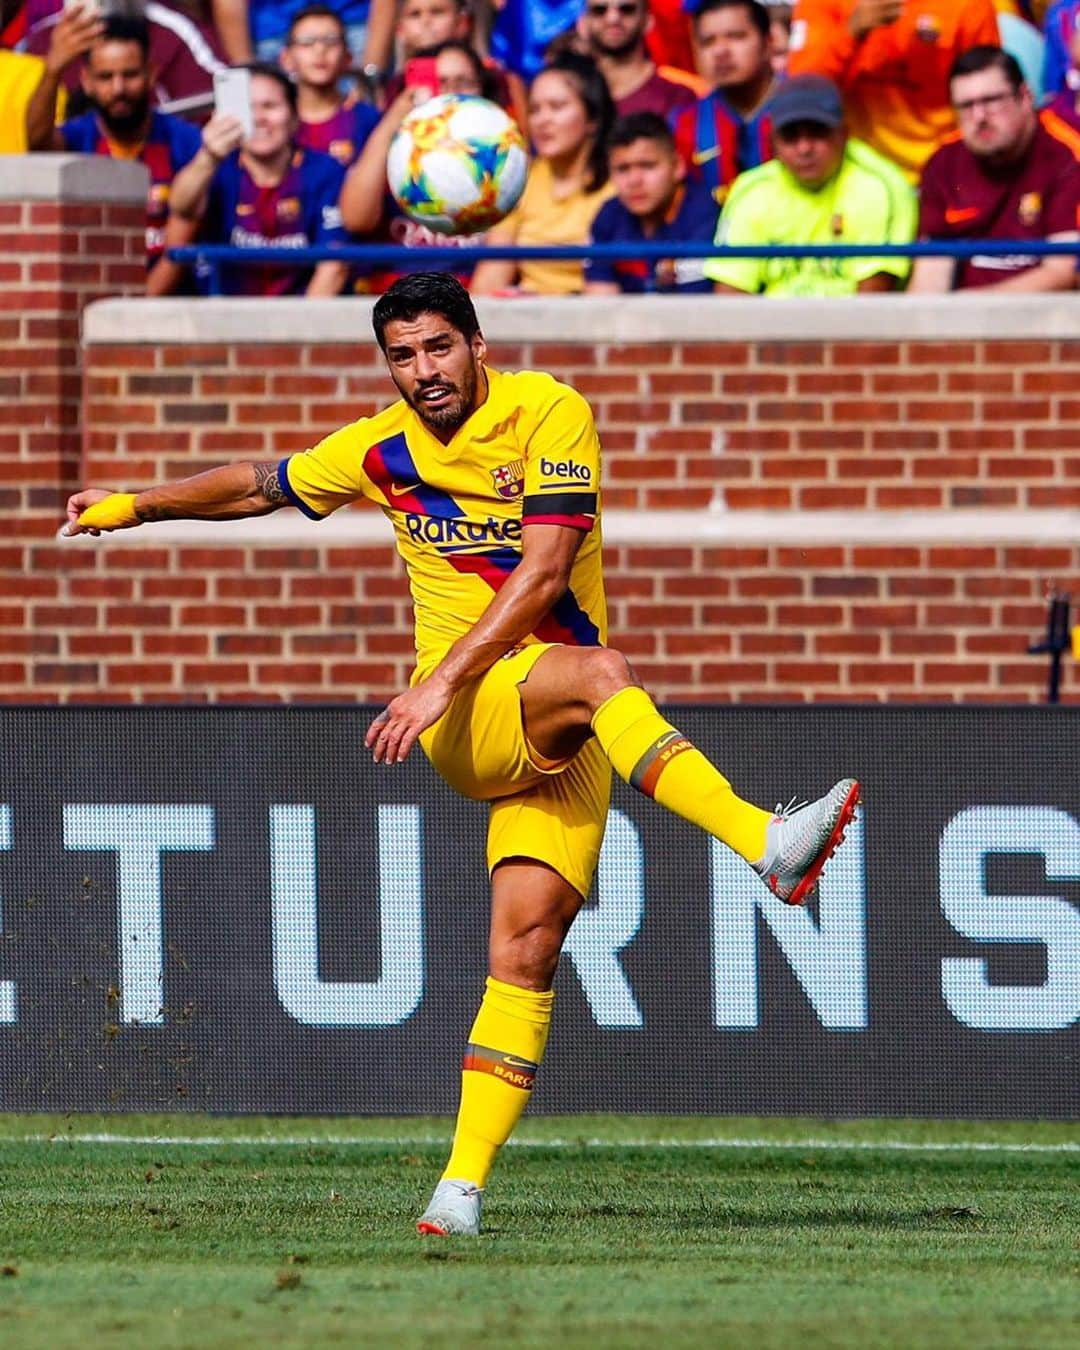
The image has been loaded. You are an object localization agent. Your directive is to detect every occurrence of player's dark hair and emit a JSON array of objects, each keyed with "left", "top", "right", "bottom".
[
  {"left": 287, "top": 5, "right": 347, "bottom": 42},
  {"left": 414, "top": 39, "right": 497, "bottom": 101},
  {"left": 97, "top": 14, "right": 151, "bottom": 57},
  {"left": 690, "top": 0, "right": 770, "bottom": 40},
  {"left": 607, "top": 111, "right": 676, "bottom": 154},
  {"left": 949, "top": 45, "right": 1025, "bottom": 92},
  {"left": 372, "top": 274, "right": 481, "bottom": 351},
  {"left": 245, "top": 61, "right": 300, "bottom": 114},
  {"left": 534, "top": 51, "right": 614, "bottom": 192}
]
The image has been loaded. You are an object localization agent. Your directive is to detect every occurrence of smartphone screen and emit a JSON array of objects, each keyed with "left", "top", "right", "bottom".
[
  {"left": 404, "top": 57, "right": 439, "bottom": 93},
  {"left": 63, "top": 0, "right": 103, "bottom": 15},
  {"left": 213, "top": 67, "right": 254, "bottom": 140}
]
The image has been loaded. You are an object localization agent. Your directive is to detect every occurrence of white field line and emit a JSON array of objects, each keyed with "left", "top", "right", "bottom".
[{"left": 10, "top": 1134, "right": 1079, "bottom": 1154}]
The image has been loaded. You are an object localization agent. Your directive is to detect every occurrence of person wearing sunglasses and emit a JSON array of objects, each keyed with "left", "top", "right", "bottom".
[
  {"left": 911, "top": 45, "right": 1080, "bottom": 294},
  {"left": 577, "top": 0, "right": 702, "bottom": 118},
  {"left": 282, "top": 4, "right": 379, "bottom": 167}
]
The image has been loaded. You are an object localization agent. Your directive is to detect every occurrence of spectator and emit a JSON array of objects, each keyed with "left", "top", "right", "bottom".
[
  {"left": 644, "top": 0, "right": 696, "bottom": 75},
  {"left": 471, "top": 51, "right": 616, "bottom": 293},
  {"left": 1043, "top": 0, "right": 1080, "bottom": 97},
  {"left": 382, "top": 0, "right": 526, "bottom": 125},
  {"left": 577, "top": 0, "right": 700, "bottom": 118},
  {"left": 1044, "top": 6, "right": 1080, "bottom": 134},
  {"left": 705, "top": 73, "right": 916, "bottom": 295},
  {"left": 787, "top": 0, "right": 1000, "bottom": 181},
  {"left": 671, "top": 0, "right": 777, "bottom": 205},
  {"left": 282, "top": 4, "right": 378, "bottom": 165},
  {"left": 169, "top": 61, "right": 349, "bottom": 294},
  {"left": 24, "top": 11, "right": 201, "bottom": 292},
  {"left": 231, "top": 0, "right": 397, "bottom": 70},
  {"left": 911, "top": 45, "right": 1079, "bottom": 293},
  {"left": 1, "top": 43, "right": 65, "bottom": 153},
  {"left": 22, "top": 0, "right": 227, "bottom": 112},
  {"left": 585, "top": 110, "right": 718, "bottom": 291},
  {"left": 340, "top": 39, "right": 497, "bottom": 289},
  {"left": 766, "top": 0, "right": 793, "bottom": 74},
  {"left": 488, "top": 0, "right": 587, "bottom": 80}
]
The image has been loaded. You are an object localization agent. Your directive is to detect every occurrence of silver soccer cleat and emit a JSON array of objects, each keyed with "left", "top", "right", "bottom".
[
  {"left": 753, "top": 778, "right": 861, "bottom": 906},
  {"left": 416, "top": 1178, "right": 483, "bottom": 1236}
]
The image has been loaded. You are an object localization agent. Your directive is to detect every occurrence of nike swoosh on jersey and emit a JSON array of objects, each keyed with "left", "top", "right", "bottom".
[
  {"left": 944, "top": 206, "right": 980, "bottom": 224},
  {"left": 390, "top": 481, "right": 422, "bottom": 496}
]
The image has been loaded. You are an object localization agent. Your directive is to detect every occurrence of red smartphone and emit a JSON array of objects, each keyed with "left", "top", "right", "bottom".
[{"left": 404, "top": 56, "right": 439, "bottom": 92}]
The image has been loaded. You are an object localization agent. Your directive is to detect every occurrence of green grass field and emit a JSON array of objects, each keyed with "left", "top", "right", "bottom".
[{"left": 0, "top": 1114, "right": 1075, "bottom": 1349}]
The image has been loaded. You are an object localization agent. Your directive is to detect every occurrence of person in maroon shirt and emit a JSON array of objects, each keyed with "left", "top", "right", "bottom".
[
  {"left": 578, "top": 0, "right": 700, "bottom": 118},
  {"left": 911, "top": 45, "right": 1079, "bottom": 293}
]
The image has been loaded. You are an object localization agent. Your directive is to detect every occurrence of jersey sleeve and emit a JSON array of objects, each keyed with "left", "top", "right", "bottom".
[
  {"left": 311, "top": 158, "right": 348, "bottom": 246},
  {"left": 58, "top": 112, "right": 95, "bottom": 152},
  {"left": 702, "top": 175, "right": 764, "bottom": 292},
  {"left": 521, "top": 381, "right": 600, "bottom": 530},
  {"left": 848, "top": 162, "right": 918, "bottom": 284},
  {"left": 917, "top": 150, "right": 949, "bottom": 238},
  {"left": 278, "top": 421, "right": 371, "bottom": 519},
  {"left": 584, "top": 197, "right": 619, "bottom": 285}
]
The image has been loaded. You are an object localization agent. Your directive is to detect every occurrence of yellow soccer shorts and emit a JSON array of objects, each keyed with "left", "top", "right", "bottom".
[{"left": 418, "top": 643, "right": 612, "bottom": 899}]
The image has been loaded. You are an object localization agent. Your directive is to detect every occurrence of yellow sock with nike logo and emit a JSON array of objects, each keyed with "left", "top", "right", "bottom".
[
  {"left": 442, "top": 976, "right": 553, "bottom": 1188},
  {"left": 592, "top": 685, "right": 772, "bottom": 864}
]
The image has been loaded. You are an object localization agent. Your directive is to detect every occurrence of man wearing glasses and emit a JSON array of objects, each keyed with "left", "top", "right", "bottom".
[
  {"left": 911, "top": 45, "right": 1080, "bottom": 294},
  {"left": 578, "top": 0, "right": 701, "bottom": 118}
]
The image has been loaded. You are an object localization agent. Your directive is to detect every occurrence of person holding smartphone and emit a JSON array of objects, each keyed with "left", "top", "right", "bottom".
[
  {"left": 339, "top": 39, "right": 497, "bottom": 291},
  {"left": 168, "top": 61, "right": 350, "bottom": 295},
  {"left": 24, "top": 9, "right": 202, "bottom": 294}
]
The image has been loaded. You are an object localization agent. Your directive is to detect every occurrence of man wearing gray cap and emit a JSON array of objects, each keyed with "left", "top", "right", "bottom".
[{"left": 703, "top": 72, "right": 916, "bottom": 295}]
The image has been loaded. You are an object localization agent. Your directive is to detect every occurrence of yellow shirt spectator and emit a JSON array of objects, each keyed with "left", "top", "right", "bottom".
[{"left": 0, "top": 50, "right": 66, "bottom": 154}]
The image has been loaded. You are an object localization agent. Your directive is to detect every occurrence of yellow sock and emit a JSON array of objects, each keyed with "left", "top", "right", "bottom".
[
  {"left": 442, "top": 976, "right": 553, "bottom": 1188},
  {"left": 592, "top": 685, "right": 772, "bottom": 864}
]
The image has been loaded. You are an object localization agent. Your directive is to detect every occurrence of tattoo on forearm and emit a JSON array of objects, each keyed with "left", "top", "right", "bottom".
[
  {"left": 135, "top": 502, "right": 170, "bottom": 522},
  {"left": 254, "top": 461, "right": 286, "bottom": 505}
]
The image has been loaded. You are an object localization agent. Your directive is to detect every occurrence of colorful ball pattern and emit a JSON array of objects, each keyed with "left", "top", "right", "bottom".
[{"left": 386, "top": 94, "right": 529, "bottom": 237}]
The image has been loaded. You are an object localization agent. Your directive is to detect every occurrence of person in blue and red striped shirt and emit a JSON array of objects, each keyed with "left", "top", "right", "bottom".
[
  {"left": 671, "top": 0, "right": 777, "bottom": 203},
  {"left": 585, "top": 111, "right": 717, "bottom": 291}
]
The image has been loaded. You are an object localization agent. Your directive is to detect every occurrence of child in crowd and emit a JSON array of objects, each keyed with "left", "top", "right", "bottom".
[
  {"left": 585, "top": 111, "right": 718, "bottom": 292},
  {"left": 282, "top": 4, "right": 379, "bottom": 165}
]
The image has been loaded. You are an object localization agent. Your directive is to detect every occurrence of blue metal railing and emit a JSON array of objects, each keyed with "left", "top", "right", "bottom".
[{"left": 168, "top": 239, "right": 1080, "bottom": 296}]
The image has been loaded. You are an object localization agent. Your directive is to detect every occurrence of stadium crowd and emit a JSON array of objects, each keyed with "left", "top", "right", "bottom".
[{"left": 3, "top": 0, "right": 1079, "bottom": 296}]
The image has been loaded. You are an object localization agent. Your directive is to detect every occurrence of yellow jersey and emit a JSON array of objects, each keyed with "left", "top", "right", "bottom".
[{"left": 281, "top": 366, "right": 607, "bottom": 676}]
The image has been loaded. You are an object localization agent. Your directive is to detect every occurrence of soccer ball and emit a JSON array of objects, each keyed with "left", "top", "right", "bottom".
[{"left": 386, "top": 94, "right": 528, "bottom": 237}]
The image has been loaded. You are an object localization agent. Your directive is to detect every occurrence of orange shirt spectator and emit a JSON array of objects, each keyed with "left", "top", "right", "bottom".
[{"left": 787, "top": 0, "right": 1000, "bottom": 178}]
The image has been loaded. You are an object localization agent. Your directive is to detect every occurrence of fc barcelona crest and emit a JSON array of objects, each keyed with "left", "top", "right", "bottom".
[{"left": 491, "top": 459, "right": 525, "bottom": 499}]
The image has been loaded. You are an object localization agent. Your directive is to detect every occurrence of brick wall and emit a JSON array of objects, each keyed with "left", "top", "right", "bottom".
[{"left": 7, "top": 264, "right": 1080, "bottom": 704}]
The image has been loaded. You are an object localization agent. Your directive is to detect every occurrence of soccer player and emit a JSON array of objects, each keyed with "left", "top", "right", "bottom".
[{"left": 63, "top": 272, "right": 860, "bottom": 1238}]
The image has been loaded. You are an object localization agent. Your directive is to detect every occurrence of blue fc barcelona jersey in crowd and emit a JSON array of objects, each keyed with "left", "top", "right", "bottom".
[
  {"left": 296, "top": 102, "right": 379, "bottom": 168},
  {"left": 200, "top": 146, "right": 347, "bottom": 296},
  {"left": 1042, "top": 0, "right": 1080, "bottom": 95},
  {"left": 671, "top": 91, "right": 773, "bottom": 204},
  {"left": 585, "top": 180, "right": 718, "bottom": 293},
  {"left": 60, "top": 108, "right": 201, "bottom": 262}
]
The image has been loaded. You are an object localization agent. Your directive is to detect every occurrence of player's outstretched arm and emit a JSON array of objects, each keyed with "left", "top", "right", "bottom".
[{"left": 62, "top": 460, "right": 290, "bottom": 537}]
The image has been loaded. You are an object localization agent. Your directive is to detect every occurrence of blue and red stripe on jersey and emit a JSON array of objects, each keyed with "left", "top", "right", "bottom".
[
  {"left": 449, "top": 547, "right": 600, "bottom": 647},
  {"left": 362, "top": 432, "right": 464, "bottom": 517}
]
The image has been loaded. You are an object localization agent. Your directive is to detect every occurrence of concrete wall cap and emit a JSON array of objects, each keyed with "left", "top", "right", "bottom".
[
  {"left": 54, "top": 508, "right": 1080, "bottom": 547},
  {"left": 1, "top": 154, "right": 149, "bottom": 203},
  {"left": 83, "top": 292, "right": 1080, "bottom": 345}
]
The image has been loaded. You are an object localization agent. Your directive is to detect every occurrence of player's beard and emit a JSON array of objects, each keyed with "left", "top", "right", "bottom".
[{"left": 408, "top": 361, "right": 479, "bottom": 434}]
